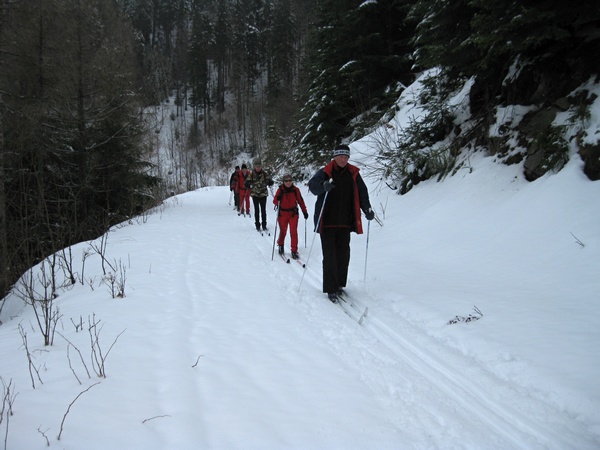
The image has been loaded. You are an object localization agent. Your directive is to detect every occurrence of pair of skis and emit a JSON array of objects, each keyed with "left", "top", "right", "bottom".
[
  {"left": 257, "top": 227, "right": 271, "bottom": 237},
  {"left": 274, "top": 239, "right": 366, "bottom": 325},
  {"left": 335, "top": 291, "right": 368, "bottom": 325},
  {"left": 278, "top": 251, "right": 305, "bottom": 268}
]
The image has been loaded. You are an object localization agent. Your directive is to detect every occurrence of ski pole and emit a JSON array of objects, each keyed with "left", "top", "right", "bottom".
[
  {"left": 228, "top": 190, "right": 232, "bottom": 206},
  {"left": 271, "top": 204, "right": 279, "bottom": 261},
  {"left": 304, "top": 217, "right": 307, "bottom": 248},
  {"left": 299, "top": 189, "right": 329, "bottom": 291},
  {"left": 363, "top": 220, "right": 371, "bottom": 283}
]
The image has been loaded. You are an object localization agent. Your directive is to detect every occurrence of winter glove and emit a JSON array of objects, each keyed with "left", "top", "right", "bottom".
[
  {"left": 365, "top": 208, "right": 375, "bottom": 221},
  {"left": 323, "top": 180, "right": 335, "bottom": 193},
  {"left": 267, "top": 179, "right": 274, "bottom": 186},
  {"left": 303, "top": 211, "right": 309, "bottom": 220},
  {"left": 244, "top": 181, "right": 252, "bottom": 189}
]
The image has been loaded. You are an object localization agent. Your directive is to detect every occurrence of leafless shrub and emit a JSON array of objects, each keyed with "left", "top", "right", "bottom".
[
  {"left": 37, "top": 426, "right": 50, "bottom": 447},
  {"left": 448, "top": 306, "right": 483, "bottom": 325},
  {"left": 86, "top": 276, "right": 97, "bottom": 292},
  {"left": 57, "top": 382, "right": 100, "bottom": 441},
  {"left": 100, "top": 259, "right": 127, "bottom": 299},
  {"left": 58, "top": 247, "right": 77, "bottom": 286},
  {"left": 89, "top": 234, "right": 115, "bottom": 276},
  {"left": 1, "top": 377, "right": 17, "bottom": 449},
  {"left": 79, "top": 248, "right": 92, "bottom": 285},
  {"left": 88, "top": 314, "right": 125, "bottom": 378},
  {"left": 56, "top": 331, "right": 92, "bottom": 384},
  {"left": 18, "top": 324, "right": 43, "bottom": 388},
  {"left": 70, "top": 316, "right": 84, "bottom": 333},
  {"left": 15, "top": 259, "right": 62, "bottom": 346}
]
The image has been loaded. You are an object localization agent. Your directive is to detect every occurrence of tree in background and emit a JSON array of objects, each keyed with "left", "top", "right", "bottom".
[
  {"left": 290, "top": 0, "right": 417, "bottom": 166},
  {"left": 188, "top": 0, "right": 211, "bottom": 127},
  {"left": 0, "top": 0, "right": 157, "bottom": 296},
  {"left": 411, "top": 0, "right": 600, "bottom": 107}
]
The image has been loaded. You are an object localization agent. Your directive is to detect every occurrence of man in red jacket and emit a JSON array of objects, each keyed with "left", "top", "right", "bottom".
[
  {"left": 273, "top": 174, "right": 309, "bottom": 259},
  {"left": 308, "top": 144, "right": 374, "bottom": 303}
]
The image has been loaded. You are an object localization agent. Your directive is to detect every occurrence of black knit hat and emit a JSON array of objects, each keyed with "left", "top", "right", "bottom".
[
  {"left": 241, "top": 164, "right": 247, "bottom": 169},
  {"left": 333, "top": 144, "right": 350, "bottom": 157}
]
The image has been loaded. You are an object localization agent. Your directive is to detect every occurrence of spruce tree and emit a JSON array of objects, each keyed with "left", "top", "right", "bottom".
[
  {"left": 0, "top": 0, "right": 158, "bottom": 290},
  {"left": 291, "top": 0, "right": 417, "bottom": 164}
]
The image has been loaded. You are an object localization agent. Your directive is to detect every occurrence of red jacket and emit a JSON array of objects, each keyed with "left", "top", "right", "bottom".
[
  {"left": 237, "top": 169, "right": 250, "bottom": 191},
  {"left": 273, "top": 185, "right": 308, "bottom": 215}
]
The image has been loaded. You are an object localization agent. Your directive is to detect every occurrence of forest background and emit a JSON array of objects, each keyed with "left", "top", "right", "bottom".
[{"left": 0, "top": 0, "right": 598, "bottom": 298}]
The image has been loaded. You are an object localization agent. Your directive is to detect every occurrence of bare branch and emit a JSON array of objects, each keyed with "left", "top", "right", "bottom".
[
  {"left": 570, "top": 232, "right": 585, "bottom": 248},
  {"left": 18, "top": 324, "right": 43, "bottom": 388},
  {"left": 192, "top": 355, "right": 204, "bottom": 368},
  {"left": 57, "top": 382, "right": 100, "bottom": 441},
  {"left": 142, "top": 415, "right": 171, "bottom": 424}
]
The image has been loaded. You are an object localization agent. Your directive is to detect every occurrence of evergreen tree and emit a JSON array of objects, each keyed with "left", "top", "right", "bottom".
[
  {"left": 291, "top": 0, "right": 416, "bottom": 164},
  {"left": 188, "top": 0, "right": 211, "bottom": 125},
  {"left": 213, "top": 0, "right": 231, "bottom": 114},
  {"left": 409, "top": 0, "right": 479, "bottom": 76},
  {"left": 0, "top": 0, "right": 158, "bottom": 292}
]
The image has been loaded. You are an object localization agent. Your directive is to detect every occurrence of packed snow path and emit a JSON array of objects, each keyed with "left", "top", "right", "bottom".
[{"left": 1, "top": 179, "right": 599, "bottom": 449}]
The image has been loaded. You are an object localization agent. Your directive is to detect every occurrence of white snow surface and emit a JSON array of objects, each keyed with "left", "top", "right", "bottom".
[
  {"left": 2, "top": 70, "right": 600, "bottom": 448},
  {"left": 1, "top": 149, "right": 599, "bottom": 449}
]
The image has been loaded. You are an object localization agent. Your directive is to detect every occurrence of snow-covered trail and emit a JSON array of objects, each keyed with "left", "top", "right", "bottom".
[
  {"left": 161, "top": 186, "right": 592, "bottom": 449},
  {"left": 269, "top": 196, "right": 595, "bottom": 449},
  {"left": 2, "top": 182, "right": 598, "bottom": 449}
]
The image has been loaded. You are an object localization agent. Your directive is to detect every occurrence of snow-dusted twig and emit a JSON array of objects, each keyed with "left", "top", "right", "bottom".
[
  {"left": 70, "top": 316, "right": 84, "bottom": 333},
  {"left": 570, "top": 232, "right": 585, "bottom": 248},
  {"left": 88, "top": 315, "right": 126, "bottom": 378},
  {"left": 18, "top": 324, "right": 43, "bottom": 388},
  {"left": 192, "top": 355, "right": 204, "bottom": 368},
  {"left": 142, "top": 414, "right": 171, "bottom": 424},
  {"left": 57, "top": 382, "right": 100, "bottom": 440},
  {"left": 1, "top": 377, "right": 17, "bottom": 449},
  {"left": 89, "top": 234, "right": 115, "bottom": 275},
  {"left": 37, "top": 426, "right": 50, "bottom": 447},
  {"left": 447, "top": 305, "right": 483, "bottom": 325},
  {"left": 100, "top": 259, "right": 127, "bottom": 298},
  {"left": 56, "top": 331, "right": 92, "bottom": 382}
]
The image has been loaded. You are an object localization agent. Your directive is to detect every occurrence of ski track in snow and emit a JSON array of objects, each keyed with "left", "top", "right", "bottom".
[
  {"left": 2, "top": 185, "right": 598, "bottom": 449},
  {"left": 237, "top": 193, "right": 594, "bottom": 449}
]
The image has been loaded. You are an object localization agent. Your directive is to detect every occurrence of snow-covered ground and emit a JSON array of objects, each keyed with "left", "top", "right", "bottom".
[
  {"left": 0, "top": 147, "right": 599, "bottom": 448},
  {"left": 2, "top": 70, "right": 600, "bottom": 448}
]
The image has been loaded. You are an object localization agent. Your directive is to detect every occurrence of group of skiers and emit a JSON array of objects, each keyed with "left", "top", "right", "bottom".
[
  {"left": 229, "top": 144, "right": 374, "bottom": 304},
  {"left": 229, "top": 159, "right": 277, "bottom": 232}
]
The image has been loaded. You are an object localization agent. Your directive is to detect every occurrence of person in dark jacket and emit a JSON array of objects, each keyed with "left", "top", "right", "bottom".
[
  {"left": 229, "top": 165, "right": 240, "bottom": 211},
  {"left": 245, "top": 158, "right": 274, "bottom": 231},
  {"left": 308, "top": 144, "right": 374, "bottom": 303},
  {"left": 273, "top": 174, "right": 309, "bottom": 259}
]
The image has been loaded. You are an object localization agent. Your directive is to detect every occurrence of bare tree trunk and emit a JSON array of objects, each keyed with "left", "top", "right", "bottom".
[{"left": 0, "top": 98, "right": 7, "bottom": 297}]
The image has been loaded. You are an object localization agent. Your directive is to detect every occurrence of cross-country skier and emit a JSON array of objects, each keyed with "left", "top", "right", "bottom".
[
  {"left": 308, "top": 144, "right": 374, "bottom": 303},
  {"left": 273, "top": 174, "right": 309, "bottom": 260}
]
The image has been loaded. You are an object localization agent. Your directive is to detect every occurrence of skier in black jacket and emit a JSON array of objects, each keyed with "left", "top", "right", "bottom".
[{"left": 308, "top": 144, "right": 374, "bottom": 303}]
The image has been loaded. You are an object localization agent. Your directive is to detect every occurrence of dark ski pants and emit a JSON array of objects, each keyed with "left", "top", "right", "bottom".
[
  {"left": 320, "top": 227, "right": 351, "bottom": 294},
  {"left": 252, "top": 196, "right": 268, "bottom": 229}
]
